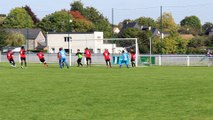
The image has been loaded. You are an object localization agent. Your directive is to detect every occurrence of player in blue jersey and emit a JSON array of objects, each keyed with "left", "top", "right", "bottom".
[
  {"left": 120, "top": 50, "right": 129, "bottom": 68},
  {"left": 59, "top": 47, "right": 69, "bottom": 69}
]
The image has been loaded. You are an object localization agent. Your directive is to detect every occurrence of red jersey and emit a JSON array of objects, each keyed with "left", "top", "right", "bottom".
[
  {"left": 84, "top": 49, "right": 91, "bottom": 58},
  {"left": 37, "top": 52, "right": 44, "bottom": 59},
  {"left": 19, "top": 49, "right": 26, "bottom": 58},
  {"left": 103, "top": 51, "right": 110, "bottom": 60},
  {"left": 7, "top": 50, "right": 13, "bottom": 60},
  {"left": 131, "top": 52, "right": 136, "bottom": 61}
]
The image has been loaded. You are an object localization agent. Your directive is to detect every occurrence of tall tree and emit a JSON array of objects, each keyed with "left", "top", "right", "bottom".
[
  {"left": 2, "top": 7, "right": 34, "bottom": 28},
  {"left": 23, "top": 5, "right": 40, "bottom": 25},
  {"left": 180, "top": 16, "right": 201, "bottom": 35},
  {"left": 70, "top": 1, "right": 84, "bottom": 15},
  {"left": 38, "top": 10, "right": 73, "bottom": 32},
  {"left": 84, "top": 7, "right": 112, "bottom": 37},
  {"left": 135, "top": 17, "right": 156, "bottom": 28},
  {"left": 157, "top": 12, "right": 177, "bottom": 33}
]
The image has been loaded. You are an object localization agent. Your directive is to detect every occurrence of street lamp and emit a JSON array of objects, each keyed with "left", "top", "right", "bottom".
[{"left": 68, "top": 19, "right": 72, "bottom": 66}]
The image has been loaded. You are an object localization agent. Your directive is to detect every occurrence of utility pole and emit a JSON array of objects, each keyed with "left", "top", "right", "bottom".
[
  {"left": 112, "top": 8, "right": 114, "bottom": 38},
  {"left": 160, "top": 5, "right": 163, "bottom": 55}
]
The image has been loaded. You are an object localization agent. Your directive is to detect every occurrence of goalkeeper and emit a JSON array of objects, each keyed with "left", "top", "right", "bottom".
[{"left": 119, "top": 50, "right": 129, "bottom": 68}]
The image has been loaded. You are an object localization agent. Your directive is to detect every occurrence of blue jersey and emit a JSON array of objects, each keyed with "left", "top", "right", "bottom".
[
  {"left": 122, "top": 53, "right": 129, "bottom": 61},
  {"left": 59, "top": 50, "right": 66, "bottom": 59}
]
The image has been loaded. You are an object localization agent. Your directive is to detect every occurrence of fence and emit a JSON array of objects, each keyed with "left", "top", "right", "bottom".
[
  {"left": 138, "top": 54, "right": 211, "bottom": 67},
  {"left": 0, "top": 52, "right": 212, "bottom": 67}
]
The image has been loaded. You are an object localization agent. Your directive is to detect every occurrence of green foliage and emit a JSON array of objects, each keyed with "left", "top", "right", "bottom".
[
  {"left": 162, "top": 37, "right": 178, "bottom": 54},
  {"left": 180, "top": 16, "right": 201, "bottom": 35},
  {"left": 70, "top": 1, "right": 112, "bottom": 37},
  {"left": 2, "top": 7, "right": 34, "bottom": 28},
  {"left": 0, "top": 29, "right": 8, "bottom": 49},
  {"left": 157, "top": 12, "right": 177, "bottom": 33},
  {"left": 187, "top": 36, "right": 205, "bottom": 48},
  {"left": 83, "top": 7, "right": 112, "bottom": 38},
  {"left": 119, "top": 28, "right": 151, "bottom": 53},
  {"left": 205, "top": 35, "right": 213, "bottom": 47},
  {"left": 152, "top": 34, "right": 189, "bottom": 54},
  {"left": 4, "top": 32, "right": 25, "bottom": 46},
  {"left": 73, "top": 19, "right": 95, "bottom": 32},
  {"left": 186, "top": 36, "right": 206, "bottom": 54},
  {"left": 38, "top": 11, "right": 73, "bottom": 32},
  {"left": 135, "top": 17, "right": 156, "bottom": 28},
  {"left": 70, "top": 1, "right": 84, "bottom": 15}
]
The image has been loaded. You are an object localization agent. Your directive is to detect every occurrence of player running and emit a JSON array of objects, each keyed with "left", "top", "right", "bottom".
[
  {"left": 76, "top": 49, "right": 83, "bottom": 67},
  {"left": 19, "top": 46, "right": 27, "bottom": 69},
  {"left": 58, "top": 47, "right": 69, "bottom": 69},
  {"left": 37, "top": 51, "right": 48, "bottom": 68},
  {"left": 7, "top": 50, "right": 16, "bottom": 67},
  {"left": 84, "top": 47, "right": 92, "bottom": 67},
  {"left": 103, "top": 49, "right": 112, "bottom": 68}
]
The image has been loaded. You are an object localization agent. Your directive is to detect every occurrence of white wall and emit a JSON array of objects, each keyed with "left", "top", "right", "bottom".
[{"left": 47, "top": 32, "right": 107, "bottom": 53}]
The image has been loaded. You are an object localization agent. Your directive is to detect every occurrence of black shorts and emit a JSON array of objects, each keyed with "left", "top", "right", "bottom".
[
  {"left": 8, "top": 58, "right": 14, "bottom": 63},
  {"left": 40, "top": 58, "right": 45, "bottom": 63},
  {"left": 21, "top": 57, "right": 26, "bottom": 61},
  {"left": 86, "top": 57, "right": 91, "bottom": 61},
  {"left": 105, "top": 59, "right": 110, "bottom": 62}
]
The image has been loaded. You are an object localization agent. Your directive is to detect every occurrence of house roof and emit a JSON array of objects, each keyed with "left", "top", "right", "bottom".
[
  {"left": 205, "top": 27, "right": 213, "bottom": 35},
  {"left": 6, "top": 28, "right": 43, "bottom": 39},
  {"left": 122, "top": 22, "right": 141, "bottom": 30}
]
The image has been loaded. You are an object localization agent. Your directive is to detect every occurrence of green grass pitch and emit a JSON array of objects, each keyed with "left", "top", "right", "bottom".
[{"left": 0, "top": 63, "right": 212, "bottom": 120}]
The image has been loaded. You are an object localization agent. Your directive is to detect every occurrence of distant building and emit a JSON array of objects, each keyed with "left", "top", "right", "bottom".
[
  {"left": 120, "top": 21, "right": 161, "bottom": 36},
  {"left": 205, "top": 27, "right": 213, "bottom": 36},
  {"left": 6, "top": 29, "right": 46, "bottom": 50},
  {"left": 46, "top": 31, "right": 123, "bottom": 54}
]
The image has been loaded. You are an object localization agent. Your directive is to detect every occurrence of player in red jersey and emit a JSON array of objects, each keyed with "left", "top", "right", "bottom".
[
  {"left": 84, "top": 47, "right": 91, "bottom": 67},
  {"left": 130, "top": 49, "right": 136, "bottom": 67},
  {"left": 19, "top": 46, "right": 27, "bottom": 68},
  {"left": 7, "top": 50, "right": 16, "bottom": 67},
  {"left": 37, "top": 51, "right": 48, "bottom": 68},
  {"left": 103, "top": 49, "right": 112, "bottom": 68}
]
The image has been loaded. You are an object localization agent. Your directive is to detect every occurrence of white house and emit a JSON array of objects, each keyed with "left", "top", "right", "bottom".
[{"left": 46, "top": 31, "right": 123, "bottom": 54}]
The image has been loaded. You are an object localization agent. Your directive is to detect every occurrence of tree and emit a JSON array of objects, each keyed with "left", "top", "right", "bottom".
[
  {"left": 70, "top": 1, "right": 112, "bottom": 37},
  {"left": 180, "top": 16, "right": 201, "bottom": 35},
  {"left": 135, "top": 17, "right": 156, "bottom": 28},
  {"left": 70, "top": 10, "right": 95, "bottom": 32},
  {"left": 0, "top": 14, "right": 6, "bottom": 27},
  {"left": 70, "top": 11, "right": 85, "bottom": 19},
  {"left": 0, "top": 29, "right": 8, "bottom": 49},
  {"left": 73, "top": 19, "right": 95, "bottom": 32},
  {"left": 83, "top": 7, "right": 112, "bottom": 38},
  {"left": 4, "top": 32, "right": 25, "bottom": 46},
  {"left": 70, "top": 1, "right": 84, "bottom": 15},
  {"left": 2, "top": 7, "right": 34, "bottom": 28},
  {"left": 23, "top": 5, "right": 40, "bottom": 25},
  {"left": 157, "top": 12, "right": 177, "bottom": 33},
  {"left": 38, "top": 10, "right": 73, "bottom": 32},
  {"left": 119, "top": 28, "right": 151, "bottom": 53}
]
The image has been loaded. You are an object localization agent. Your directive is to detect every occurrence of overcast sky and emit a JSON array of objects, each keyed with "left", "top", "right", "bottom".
[{"left": 1, "top": 0, "right": 213, "bottom": 24}]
